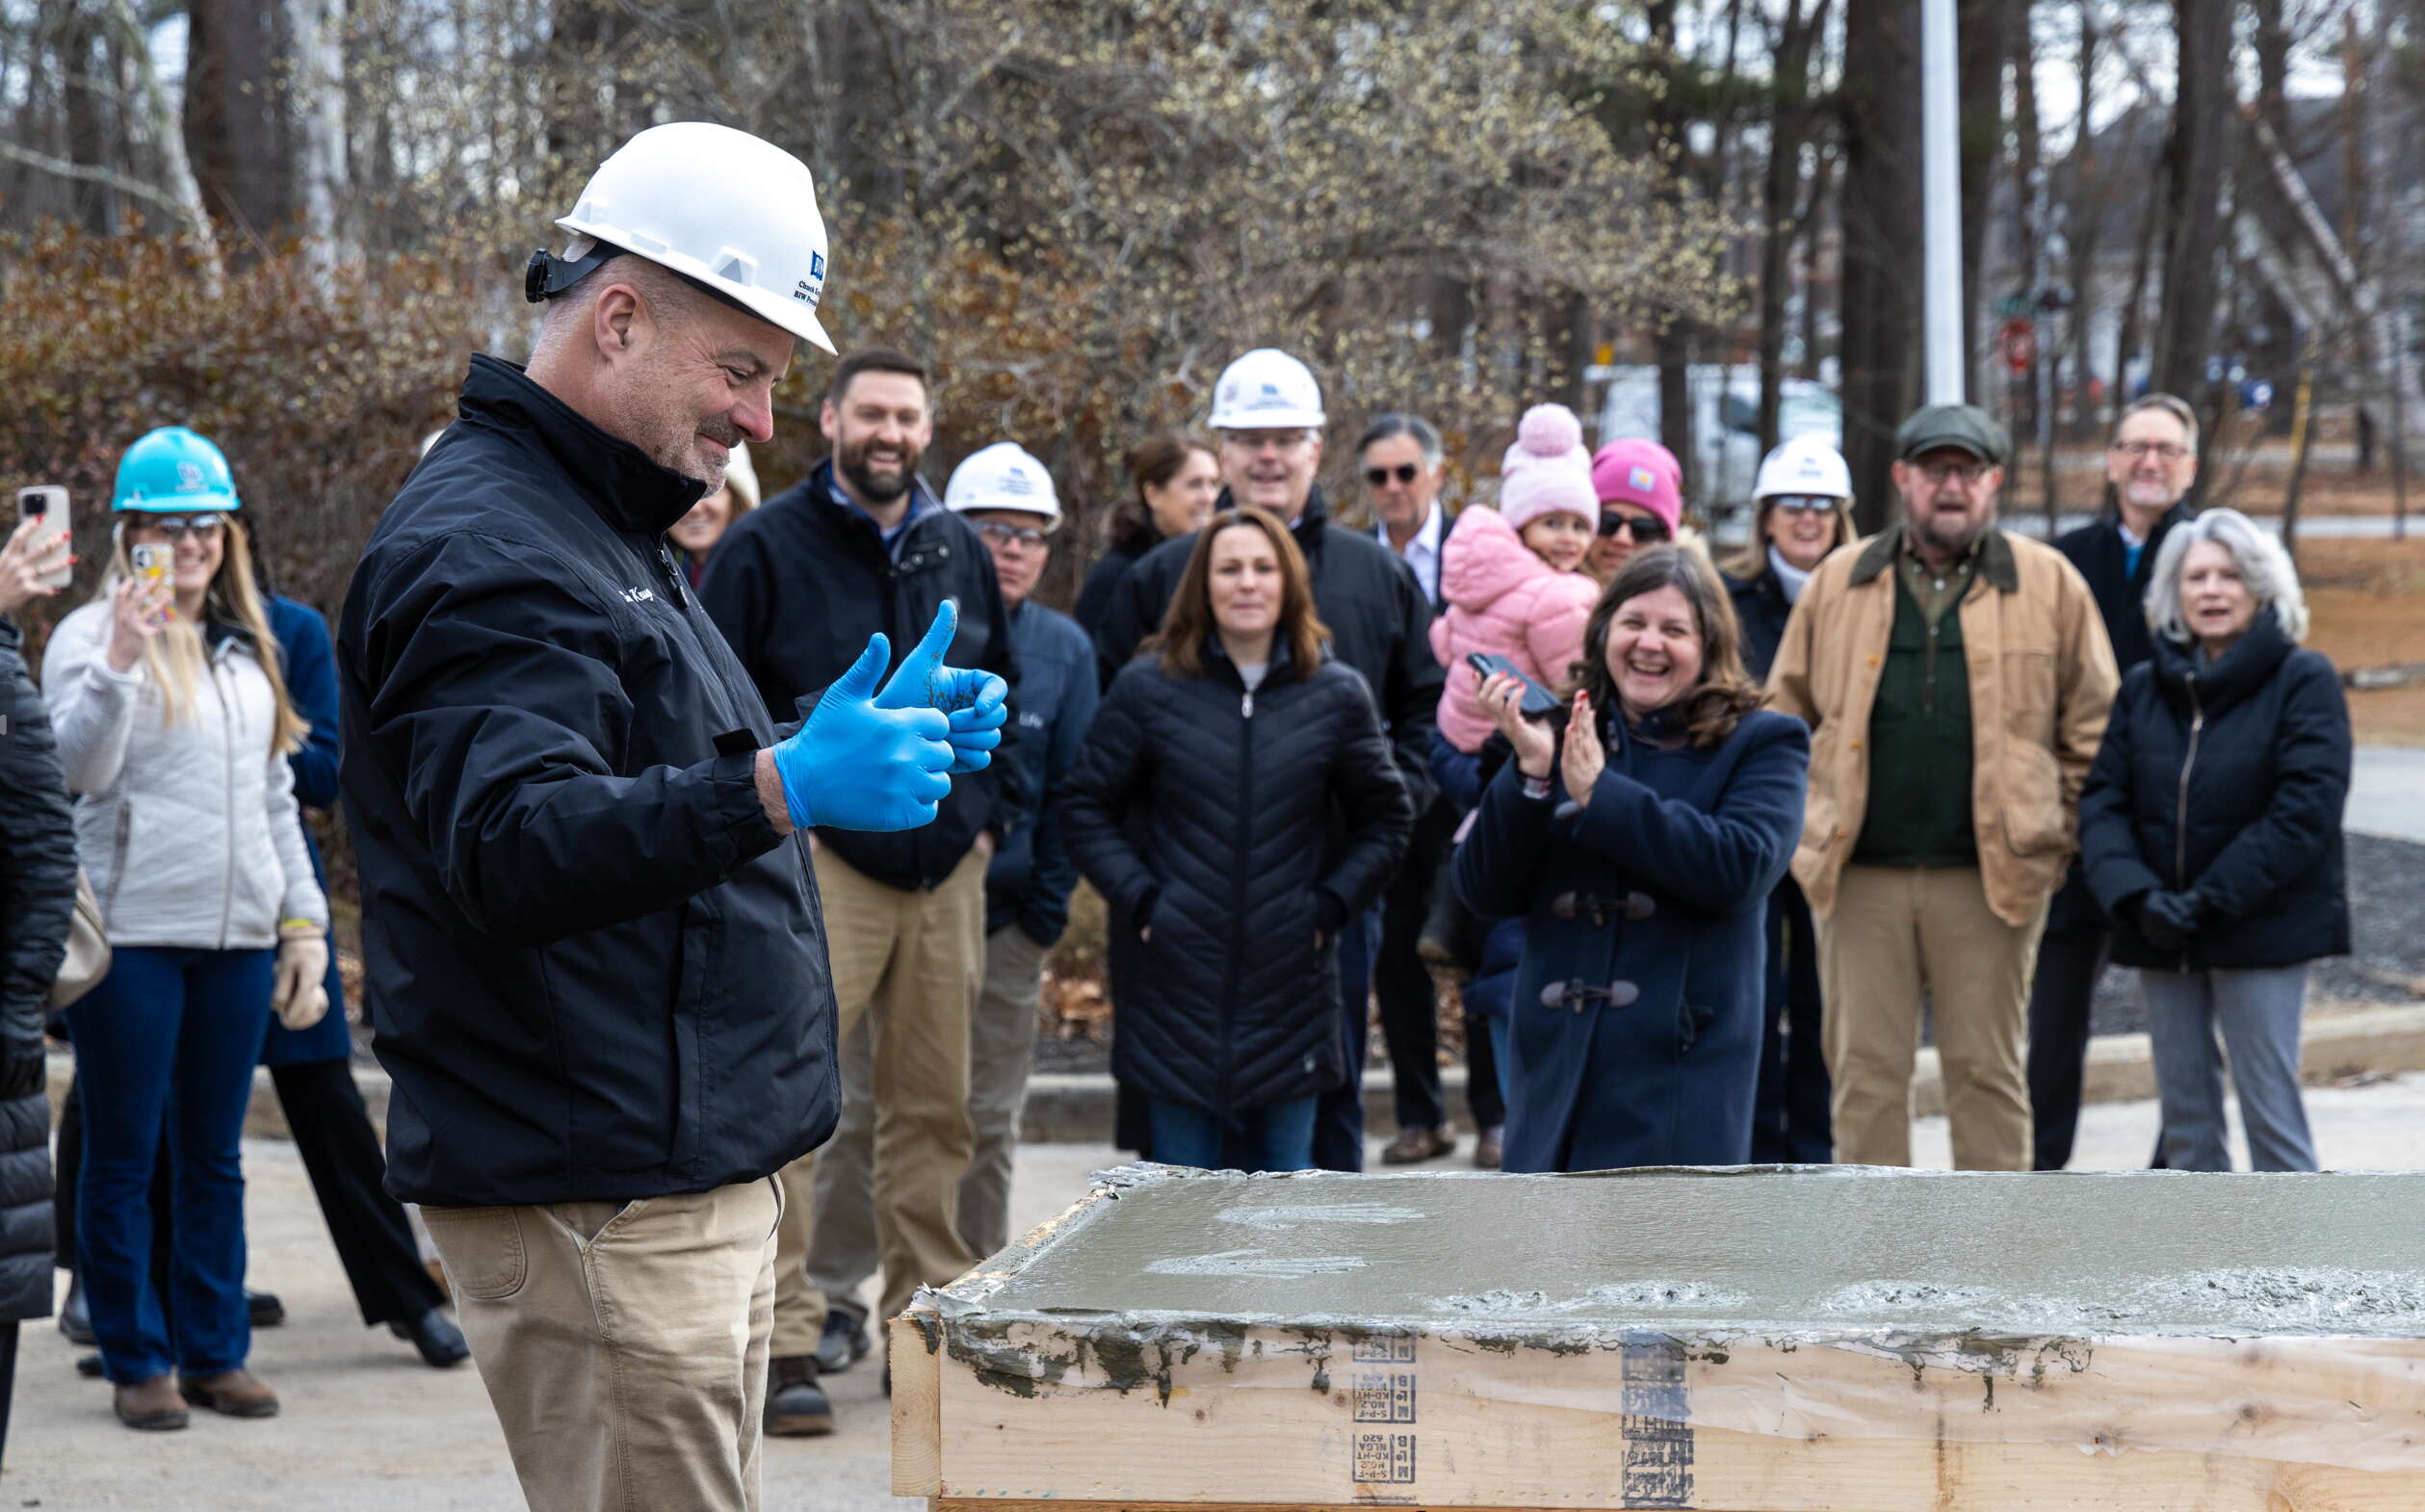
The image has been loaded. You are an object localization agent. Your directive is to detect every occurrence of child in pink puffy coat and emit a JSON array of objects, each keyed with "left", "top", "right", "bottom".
[{"left": 1427, "top": 404, "right": 1604, "bottom": 752}]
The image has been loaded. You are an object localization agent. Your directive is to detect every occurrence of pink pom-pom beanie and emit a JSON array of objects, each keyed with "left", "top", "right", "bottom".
[
  {"left": 1496, "top": 404, "right": 1598, "bottom": 533},
  {"left": 1590, "top": 438, "right": 1684, "bottom": 533}
]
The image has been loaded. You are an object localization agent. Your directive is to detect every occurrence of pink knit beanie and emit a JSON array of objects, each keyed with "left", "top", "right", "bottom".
[
  {"left": 1496, "top": 404, "right": 1598, "bottom": 533},
  {"left": 1590, "top": 438, "right": 1684, "bottom": 533}
]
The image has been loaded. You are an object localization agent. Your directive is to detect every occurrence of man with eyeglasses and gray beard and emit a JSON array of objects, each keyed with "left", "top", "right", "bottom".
[
  {"left": 2027, "top": 393, "right": 2202, "bottom": 1170},
  {"left": 1766, "top": 404, "right": 2118, "bottom": 1174}
]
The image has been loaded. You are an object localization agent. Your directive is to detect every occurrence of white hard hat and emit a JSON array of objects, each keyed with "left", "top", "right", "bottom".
[
  {"left": 945, "top": 442, "right": 1062, "bottom": 531},
  {"left": 1754, "top": 434, "right": 1853, "bottom": 502},
  {"left": 1208, "top": 349, "right": 1326, "bottom": 430},
  {"left": 526, "top": 122, "right": 836, "bottom": 353}
]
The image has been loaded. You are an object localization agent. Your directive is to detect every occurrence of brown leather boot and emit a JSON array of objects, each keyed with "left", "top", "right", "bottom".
[
  {"left": 764, "top": 1354, "right": 834, "bottom": 1437},
  {"left": 179, "top": 1368, "right": 280, "bottom": 1418},
  {"left": 113, "top": 1375, "right": 191, "bottom": 1431}
]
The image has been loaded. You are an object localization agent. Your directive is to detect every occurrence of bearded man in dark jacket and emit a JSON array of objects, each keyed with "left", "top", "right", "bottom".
[{"left": 1092, "top": 349, "right": 1443, "bottom": 1173}]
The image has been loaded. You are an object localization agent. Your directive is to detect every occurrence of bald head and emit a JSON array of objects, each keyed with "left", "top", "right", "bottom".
[{"left": 525, "top": 252, "right": 795, "bottom": 492}]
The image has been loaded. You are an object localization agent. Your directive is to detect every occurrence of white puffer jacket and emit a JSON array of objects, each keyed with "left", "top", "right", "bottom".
[{"left": 41, "top": 600, "right": 326, "bottom": 951}]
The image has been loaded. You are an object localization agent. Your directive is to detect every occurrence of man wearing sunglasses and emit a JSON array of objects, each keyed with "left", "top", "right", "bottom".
[
  {"left": 1092, "top": 348, "right": 1444, "bottom": 1172},
  {"left": 1767, "top": 403, "right": 2118, "bottom": 1175},
  {"left": 2027, "top": 392, "right": 2202, "bottom": 1170}
]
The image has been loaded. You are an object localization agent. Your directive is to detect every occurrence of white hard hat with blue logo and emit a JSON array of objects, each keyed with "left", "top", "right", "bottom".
[
  {"left": 946, "top": 442, "right": 1061, "bottom": 531},
  {"left": 1208, "top": 349, "right": 1325, "bottom": 431}
]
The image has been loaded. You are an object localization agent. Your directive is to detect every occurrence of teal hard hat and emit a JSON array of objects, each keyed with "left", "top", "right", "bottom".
[{"left": 113, "top": 426, "right": 242, "bottom": 513}]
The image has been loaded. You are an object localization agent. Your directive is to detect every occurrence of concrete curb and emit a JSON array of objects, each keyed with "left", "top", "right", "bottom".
[{"left": 44, "top": 1000, "right": 2425, "bottom": 1145}]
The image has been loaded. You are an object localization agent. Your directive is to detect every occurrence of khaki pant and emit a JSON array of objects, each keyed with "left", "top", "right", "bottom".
[
  {"left": 421, "top": 1179, "right": 782, "bottom": 1512},
  {"left": 771, "top": 846, "right": 984, "bottom": 1357},
  {"left": 1817, "top": 864, "right": 2047, "bottom": 1170},
  {"left": 811, "top": 925, "right": 1045, "bottom": 1324}
]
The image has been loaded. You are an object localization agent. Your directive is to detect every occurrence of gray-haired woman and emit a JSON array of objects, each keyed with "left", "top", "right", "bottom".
[{"left": 2077, "top": 508, "right": 2350, "bottom": 1171}]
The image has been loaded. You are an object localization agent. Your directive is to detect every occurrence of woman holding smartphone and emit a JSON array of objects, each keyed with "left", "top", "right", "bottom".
[{"left": 42, "top": 427, "right": 326, "bottom": 1431}]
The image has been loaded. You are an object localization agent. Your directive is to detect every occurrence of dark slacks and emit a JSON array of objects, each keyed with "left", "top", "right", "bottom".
[
  {"left": 1374, "top": 803, "right": 1458, "bottom": 1132},
  {"left": 1751, "top": 876, "right": 1832, "bottom": 1164},
  {"left": 1313, "top": 910, "right": 1383, "bottom": 1172},
  {"left": 2025, "top": 924, "right": 2113, "bottom": 1171}
]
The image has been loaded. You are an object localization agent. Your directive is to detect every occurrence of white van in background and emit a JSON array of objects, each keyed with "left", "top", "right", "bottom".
[{"left": 1588, "top": 364, "right": 1842, "bottom": 543}]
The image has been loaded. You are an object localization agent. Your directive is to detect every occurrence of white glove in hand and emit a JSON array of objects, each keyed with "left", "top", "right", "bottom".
[{"left": 272, "top": 931, "right": 331, "bottom": 1031}]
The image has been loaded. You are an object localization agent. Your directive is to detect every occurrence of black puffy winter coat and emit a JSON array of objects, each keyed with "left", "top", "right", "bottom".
[
  {"left": 340, "top": 355, "right": 838, "bottom": 1208},
  {"left": 1063, "top": 639, "right": 1413, "bottom": 1113},
  {"left": 0, "top": 616, "right": 69, "bottom": 1321},
  {"left": 2077, "top": 613, "right": 2352, "bottom": 972}
]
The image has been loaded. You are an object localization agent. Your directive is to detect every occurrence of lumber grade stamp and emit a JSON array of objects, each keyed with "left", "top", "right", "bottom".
[{"left": 894, "top": 1164, "right": 2425, "bottom": 1512}]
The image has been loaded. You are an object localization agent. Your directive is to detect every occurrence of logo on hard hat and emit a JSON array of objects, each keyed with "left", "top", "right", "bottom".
[
  {"left": 1001, "top": 468, "right": 1036, "bottom": 495},
  {"left": 177, "top": 462, "right": 206, "bottom": 492},
  {"left": 1629, "top": 465, "right": 1655, "bottom": 492},
  {"left": 810, "top": 251, "right": 825, "bottom": 279},
  {"left": 793, "top": 278, "right": 821, "bottom": 308}
]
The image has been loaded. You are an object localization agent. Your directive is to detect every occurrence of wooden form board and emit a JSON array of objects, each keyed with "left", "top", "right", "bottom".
[{"left": 892, "top": 1164, "right": 2425, "bottom": 1512}]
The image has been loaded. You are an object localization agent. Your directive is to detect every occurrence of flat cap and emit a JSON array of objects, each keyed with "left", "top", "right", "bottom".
[{"left": 1896, "top": 404, "right": 2010, "bottom": 466}]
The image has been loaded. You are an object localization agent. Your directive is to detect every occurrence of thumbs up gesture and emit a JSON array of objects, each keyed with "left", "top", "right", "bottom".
[
  {"left": 877, "top": 599, "right": 1009, "bottom": 772},
  {"left": 771, "top": 633, "right": 955, "bottom": 832}
]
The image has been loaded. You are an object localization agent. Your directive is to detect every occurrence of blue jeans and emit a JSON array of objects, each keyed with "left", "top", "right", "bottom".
[
  {"left": 1149, "top": 1096, "right": 1319, "bottom": 1173},
  {"left": 68, "top": 946, "right": 274, "bottom": 1383}
]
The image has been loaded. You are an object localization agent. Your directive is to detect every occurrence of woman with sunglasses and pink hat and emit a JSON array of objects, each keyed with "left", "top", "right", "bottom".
[{"left": 1586, "top": 438, "right": 1684, "bottom": 586}]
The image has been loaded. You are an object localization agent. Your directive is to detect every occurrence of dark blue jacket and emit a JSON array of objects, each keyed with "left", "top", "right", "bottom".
[
  {"left": 339, "top": 355, "right": 836, "bottom": 1207},
  {"left": 1454, "top": 707, "right": 1808, "bottom": 1173},
  {"left": 1064, "top": 638, "right": 1413, "bottom": 1113},
  {"left": 263, "top": 594, "right": 353, "bottom": 1066},
  {"left": 700, "top": 460, "right": 1016, "bottom": 892},
  {"left": 2077, "top": 614, "right": 2351, "bottom": 972},
  {"left": 989, "top": 601, "right": 1098, "bottom": 946}
]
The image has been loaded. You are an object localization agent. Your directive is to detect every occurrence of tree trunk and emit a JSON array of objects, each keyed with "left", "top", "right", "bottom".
[
  {"left": 1647, "top": 0, "right": 1698, "bottom": 502},
  {"left": 1796, "top": 143, "right": 1838, "bottom": 382},
  {"left": 2064, "top": 4, "right": 2100, "bottom": 442},
  {"left": 1758, "top": 0, "right": 1826, "bottom": 454},
  {"left": 1957, "top": 0, "right": 2009, "bottom": 401},
  {"left": 184, "top": 0, "right": 298, "bottom": 240},
  {"left": 1837, "top": 0, "right": 1925, "bottom": 534},
  {"left": 2151, "top": 1, "right": 2231, "bottom": 402},
  {"left": 286, "top": 0, "right": 350, "bottom": 273}
]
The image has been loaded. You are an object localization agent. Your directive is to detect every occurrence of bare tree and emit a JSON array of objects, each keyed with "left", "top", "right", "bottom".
[
  {"left": 2151, "top": 0, "right": 2232, "bottom": 433},
  {"left": 1837, "top": 0, "right": 1924, "bottom": 532}
]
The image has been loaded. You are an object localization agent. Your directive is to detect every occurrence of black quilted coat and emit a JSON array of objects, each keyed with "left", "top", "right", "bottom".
[
  {"left": 1064, "top": 638, "right": 1413, "bottom": 1113},
  {"left": 0, "top": 617, "right": 69, "bottom": 1322}
]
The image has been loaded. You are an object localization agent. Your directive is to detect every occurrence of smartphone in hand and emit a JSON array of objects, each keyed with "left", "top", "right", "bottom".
[
  {"left": 17, "top": 486, "right": 71, "bottom": 590},
  {"left": 1466, "top": 653, "right": 1563, "bottom": 719}
]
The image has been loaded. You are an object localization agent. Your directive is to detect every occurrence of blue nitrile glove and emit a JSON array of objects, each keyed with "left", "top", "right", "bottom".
[
  {"left": 774, "top": 633, "right": 954, "bottom": 831},
  {"left": 877, "top": 599, "right": 1009, "bottom": 773}
]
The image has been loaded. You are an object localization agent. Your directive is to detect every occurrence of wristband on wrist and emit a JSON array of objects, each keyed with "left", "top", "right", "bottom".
[
  {"left": 1520, "top": 773, "right": 1554, "bottom": 801},
  {"left": 278, "top": 918, "right": 322, "bottom": 934}
]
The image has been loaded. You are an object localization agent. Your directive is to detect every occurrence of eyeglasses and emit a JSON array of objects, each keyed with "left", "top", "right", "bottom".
[
  {"left": 1912, "top": 459, "right": 1994, "bottom": 486},
  {"left": 1365, "top": 463, "right": 1420, "bottom": 487},
  {"left": 1597, "top": 511, "right": 1671, "bottom": 542},
  {"left": 1220, "top": 430, "right": 1313, "bottom": 455},
  {"left": 1769, "top": 496, "right": 1838, "bottom": 515},
  {"left": 2110, "top": 439, "right": 2189, "bottom": 461},
  {"left": 132, "top": 513, "right": 225, "bottom": 537},
  {"left": 977, "top": 521, "right": 1050, "bottom": 551}
]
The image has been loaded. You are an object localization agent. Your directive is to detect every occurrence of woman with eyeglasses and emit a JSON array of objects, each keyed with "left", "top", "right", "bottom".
[
  {"left": 2077, "top": 509, "right": 2349, "bottom": 1172},
  {"left": 1585, "top": 439, "right": 1684, "bottom": 585},
  {"left": 41, "top": 428, "right": 327, "bottom": 1430},
  {"left": 1724, "top": 435, "right": 1857, "bottom": 1165}
]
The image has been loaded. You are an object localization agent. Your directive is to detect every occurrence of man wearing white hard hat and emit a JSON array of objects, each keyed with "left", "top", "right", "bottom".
[
  {"left": 803, "top": 442, "right": 1099, "bottom": 1362},
  {"left": 338, "top": 123, "right": 1004, "bottom": 1511},
  {"left": 1727, "top": 433, "right": 1857, "bottom": 1166},
  {"left": 700, "top": 348, "right": 1017, "bottom": 1435},
  {"left": 1092, "top": 349, "right": 1441, "bottom": 1173}
]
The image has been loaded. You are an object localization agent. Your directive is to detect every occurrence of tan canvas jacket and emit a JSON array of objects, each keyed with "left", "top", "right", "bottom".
[{"left": 1764, "top": 524, "right": 2120, "bottom": 926}]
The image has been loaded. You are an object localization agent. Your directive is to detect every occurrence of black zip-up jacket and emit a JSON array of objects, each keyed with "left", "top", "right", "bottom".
[
  {"left": 2055, "top": 505, "right": 2189, "bottom": 679},
  {"left": 1725, "top": 566, "right": 1795, "bottom": 683},
  {"left": 2077, "top": 613, "right": 2352, "bottom": 972},
  {"left": 1063, "top": 638, "right": 1413, "bottom": 1113},
  {"left": 701, "top": 460, "right": 1016, "bottom": 892},
  {"left": 339, "top": 355, "right": 837, "bottom": 1207},
  {"left": 1091, "top": 486, "right": 1443, "bottom": 811},
  {"left": 0, "top": 616, "right": 66, "bottom": 1321}
]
